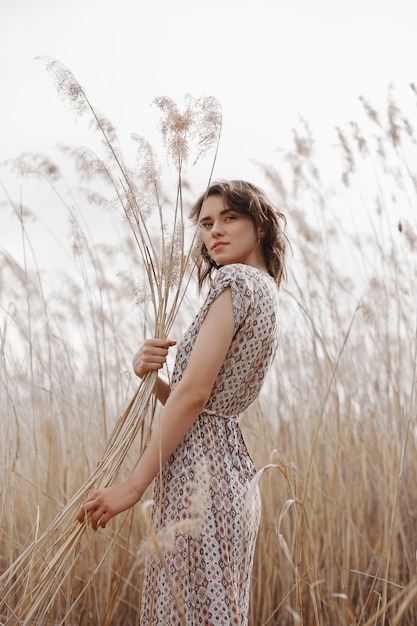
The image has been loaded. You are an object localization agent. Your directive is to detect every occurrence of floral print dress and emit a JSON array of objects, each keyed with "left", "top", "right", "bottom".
[{"left": 140, "top": 264, "right": 279, "bottom": 625}]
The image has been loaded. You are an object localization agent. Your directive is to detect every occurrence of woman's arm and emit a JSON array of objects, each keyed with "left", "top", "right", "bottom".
[{"left": 77, "top": 288, "right": 235, "bottom": 530}]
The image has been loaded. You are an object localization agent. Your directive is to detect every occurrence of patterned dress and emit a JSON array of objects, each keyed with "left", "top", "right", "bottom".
[{"left": 140, "top": 263, "right": 279, "bottom": 625}]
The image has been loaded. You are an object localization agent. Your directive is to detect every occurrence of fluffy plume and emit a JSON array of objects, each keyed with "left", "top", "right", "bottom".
[{"left": 137, "top": 460, "right": 211, "bottom": 562}]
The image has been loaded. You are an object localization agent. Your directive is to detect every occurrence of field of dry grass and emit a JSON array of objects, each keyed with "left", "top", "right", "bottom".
[{"left": 1, "top": 69, "right": 416, "bottom": 624}]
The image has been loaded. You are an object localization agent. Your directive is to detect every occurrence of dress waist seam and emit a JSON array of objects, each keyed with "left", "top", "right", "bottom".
[{"left": 200, "top": 408, "right": 239, "bottom": 421}]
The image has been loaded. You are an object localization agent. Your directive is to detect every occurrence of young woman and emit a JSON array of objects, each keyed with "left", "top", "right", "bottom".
[{"left": 77, "top": 180, "right": 287, "bottom": 624}]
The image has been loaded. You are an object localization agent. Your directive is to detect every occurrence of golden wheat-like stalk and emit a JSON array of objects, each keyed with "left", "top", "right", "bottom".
[{"left": 0, "top": 58, "right": 221, "bottom": 624}]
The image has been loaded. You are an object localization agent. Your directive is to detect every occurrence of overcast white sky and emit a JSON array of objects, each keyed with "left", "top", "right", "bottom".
[
  {"left": 1, "top": 0, "right": 416, "bottom": 268},
  {"left": 2, "top": 0, "right": 416, "bottom": 172}
]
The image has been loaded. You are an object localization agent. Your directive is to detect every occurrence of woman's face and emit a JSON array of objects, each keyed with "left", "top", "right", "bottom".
[{"left": 199, "top": 194, "right": 266, "bottom": 270}]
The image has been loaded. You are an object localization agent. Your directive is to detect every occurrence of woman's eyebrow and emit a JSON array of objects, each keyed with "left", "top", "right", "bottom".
[{"left": 199, "top": 208, "right": 233, "bottom": 223}]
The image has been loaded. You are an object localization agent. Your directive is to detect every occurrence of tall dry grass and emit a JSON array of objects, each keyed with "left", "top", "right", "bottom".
[
  {"left": 1, "top": 73, "right": 417, "bottom": 624},
  {"left": 246, "top": 84, "right": 417, "bottom": 625},
  {"left": 0, "top": 58, "right": 221, "bottom": 624}
]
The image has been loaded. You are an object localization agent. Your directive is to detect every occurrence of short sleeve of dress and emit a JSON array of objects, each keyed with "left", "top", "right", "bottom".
[{"left": 203, "top": 265, "right": 253, "bottom": 336}]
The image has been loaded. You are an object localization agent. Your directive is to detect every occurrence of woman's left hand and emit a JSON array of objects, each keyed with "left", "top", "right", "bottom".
[{"left": 76, "top": 481, "right": 141, "bottom": 530}]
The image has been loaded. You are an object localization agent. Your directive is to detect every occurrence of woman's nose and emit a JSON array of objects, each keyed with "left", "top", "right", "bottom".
[{"left": 211, "top": 220, "right": 224, "bottom": 236}]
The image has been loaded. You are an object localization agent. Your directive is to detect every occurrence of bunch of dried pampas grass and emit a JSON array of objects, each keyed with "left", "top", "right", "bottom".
[{"left": 0, "top": 57, "right": 221, "bottom": 625}]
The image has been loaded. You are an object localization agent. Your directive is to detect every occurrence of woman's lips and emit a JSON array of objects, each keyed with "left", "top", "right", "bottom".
[{"left": 211, "top": 241, "right": 228, "bottom": 251}]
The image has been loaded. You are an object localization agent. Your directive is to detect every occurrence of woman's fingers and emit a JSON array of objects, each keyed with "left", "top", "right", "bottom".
[
  {"left": 133, "top": 339, "right": 176, "bottom": 378},
  {"left": 76, "top": 483, "right": 140, "bottom": 530},
  {"left": 76, "top": 502, "right": 107, "bottom": 530},
  {"left": 76, "top": 491, "right": 107, "bottom": 529},
  {"left": 91, "top": 506, "right": 107, "bottom": 530}
]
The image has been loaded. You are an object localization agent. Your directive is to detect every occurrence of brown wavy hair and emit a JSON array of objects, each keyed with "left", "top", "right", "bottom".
[{"left": 190, "top": 180, "right": 288, "bottom": 288}]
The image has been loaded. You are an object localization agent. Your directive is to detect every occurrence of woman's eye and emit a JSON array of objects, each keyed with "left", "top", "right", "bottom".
[
  {"left": 225, "top": 215, "right": 237, "bottom": 222},
  {"left": 200, "top": 222, "right": 212, "bottom": 230}
]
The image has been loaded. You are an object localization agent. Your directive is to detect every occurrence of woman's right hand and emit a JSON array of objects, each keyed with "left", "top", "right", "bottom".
[
  {"left": 76, "top": 480, "right": 142, "bottom": 530},
  {"left": 132, "top": 339, "right": 177, "bottom": 378}
]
